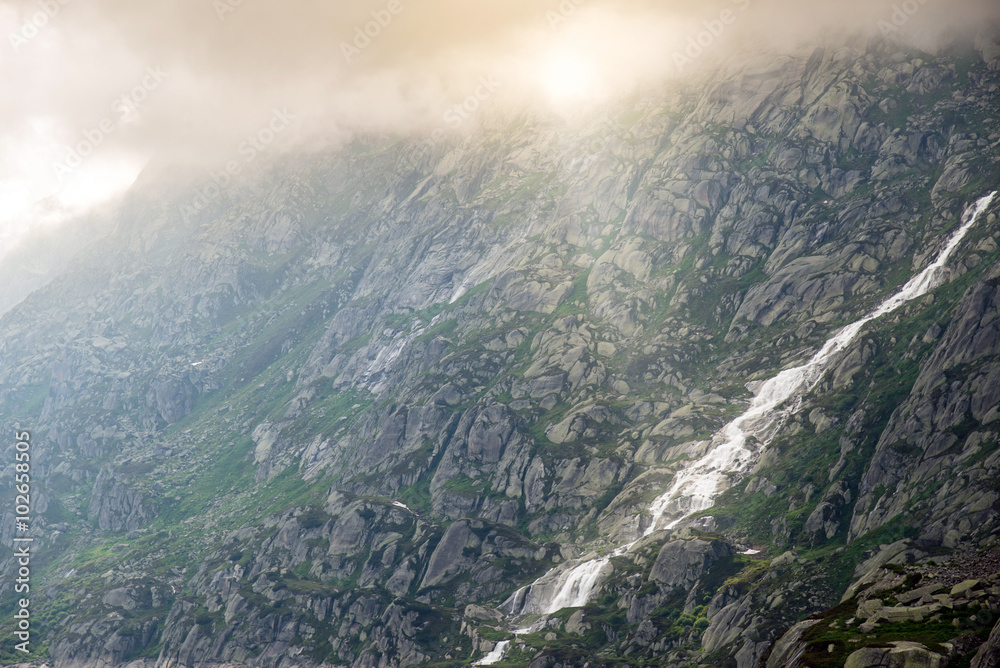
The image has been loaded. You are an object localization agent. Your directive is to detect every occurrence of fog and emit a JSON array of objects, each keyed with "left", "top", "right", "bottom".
[{"left": 0, "top": 0, "right": 998, "bottom": 248}]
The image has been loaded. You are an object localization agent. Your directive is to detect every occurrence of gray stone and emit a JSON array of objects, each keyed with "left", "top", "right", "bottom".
[
  {"left": 650, "top": 539, "right": 732, "bottom": 589},
  {"left": 845, "top": 642, "right": 947, "bottom": 668}
]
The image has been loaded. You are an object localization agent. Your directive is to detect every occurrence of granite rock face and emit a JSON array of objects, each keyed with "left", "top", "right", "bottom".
[{"left": 2, "top": 36, "right": 1000, "bottom": 668}]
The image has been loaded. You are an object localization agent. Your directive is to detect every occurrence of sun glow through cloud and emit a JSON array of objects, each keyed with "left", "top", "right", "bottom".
[
  {"left": 538, "top": 48, "right": 601, "bottom": 103},
  {"left": 514, "top": 9, "right": 692, "bottom": 112},
  {"left": 0, "top": 0, "right": 995, "bottom": 258},
  {"left": 54, "top": 157, "right": 143, "bottom": 214},
  {"left": 0, "top": 152, "right": 142, "bottom": 255}
]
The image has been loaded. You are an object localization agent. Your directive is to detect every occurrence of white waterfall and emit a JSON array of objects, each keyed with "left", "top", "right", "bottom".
[
  {"left": 480, "top": 191, "right": 996, "bottom": 664},
  {"left": 643, "top": 189, "right": 996, "bottom": 535},
  {"left": 475, "top": 640, "right": 510, "bottom": 666},
  {"left": 505, "top": 556, "right": 612, "bottom": 617}
]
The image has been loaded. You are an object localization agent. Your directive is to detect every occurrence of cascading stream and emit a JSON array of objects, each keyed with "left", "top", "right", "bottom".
[
  {"left": 476, "top": 641, "right": 510, "bottom": 666},
  {"left": 642, "top": 192, "right": 996, "bottom": 536},
  {"left": 479, "top": 192, "right": 996, "bottom": 663}
]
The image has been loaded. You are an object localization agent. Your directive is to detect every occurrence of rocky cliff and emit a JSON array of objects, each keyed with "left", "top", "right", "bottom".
[{"left": 3, "top": 34, "right": 1000, "bottom": 668}]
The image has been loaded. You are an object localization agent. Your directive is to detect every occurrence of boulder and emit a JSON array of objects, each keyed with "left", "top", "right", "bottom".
[
  {"left": 650, "top": 539, "right": 732, "bottom": 589},
  {"left": 845, "top": 642, "right": 947, "bottom": 668}
]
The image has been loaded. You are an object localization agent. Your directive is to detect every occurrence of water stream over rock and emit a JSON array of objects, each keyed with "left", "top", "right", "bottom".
[{"left": 482, "top": 192, "right": 996, "bottom": 662}]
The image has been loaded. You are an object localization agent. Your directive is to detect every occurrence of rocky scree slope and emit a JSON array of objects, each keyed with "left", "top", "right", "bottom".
[{"left": 3, "top": 37, "right": 1000, "bottom": 668}]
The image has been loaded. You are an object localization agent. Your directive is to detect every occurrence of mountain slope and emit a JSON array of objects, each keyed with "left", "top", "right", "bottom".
[{"left": 3, "top": 36, "right": 1000, "bottom": 668}]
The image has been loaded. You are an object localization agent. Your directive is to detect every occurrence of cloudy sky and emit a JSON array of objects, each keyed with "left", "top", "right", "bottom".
[{"left": 0, "top": 0, "right": 997, "bottom": 248}]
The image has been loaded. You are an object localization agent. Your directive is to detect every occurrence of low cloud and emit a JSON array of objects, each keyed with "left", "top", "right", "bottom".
[{"left": 0, "top": 0, "right": 997, "bottom": 240}]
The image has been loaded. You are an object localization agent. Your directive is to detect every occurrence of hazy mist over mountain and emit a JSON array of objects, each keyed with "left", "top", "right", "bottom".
[
  {"left": 1, "top": 0, "right": 999, "bottom": 226},
  {"left": 3, "top": 2, "right": 1000, "bottom": 667}
]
